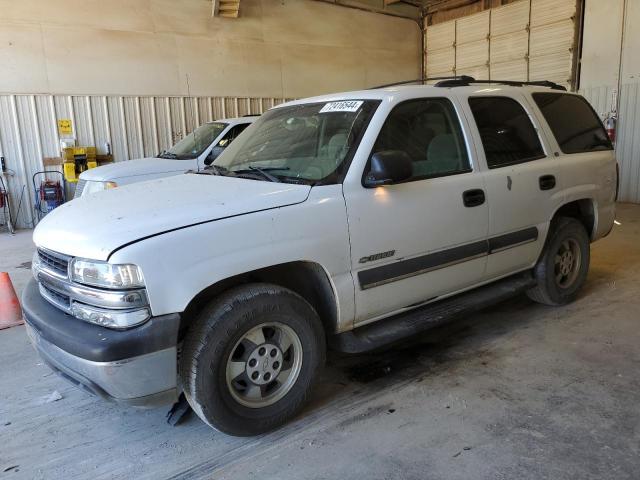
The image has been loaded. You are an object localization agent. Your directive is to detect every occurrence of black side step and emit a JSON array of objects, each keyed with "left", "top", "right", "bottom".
[{"left": 330, "top": 272, "right": 536, "bottom": 354}]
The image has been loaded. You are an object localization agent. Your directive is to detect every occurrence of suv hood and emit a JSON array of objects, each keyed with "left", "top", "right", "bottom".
[
  {"left": 34, "top": 174, "right": 312, "bottom": 260},
  {"left": 80, "top": 157, "right": 195, "bottom": 181}
]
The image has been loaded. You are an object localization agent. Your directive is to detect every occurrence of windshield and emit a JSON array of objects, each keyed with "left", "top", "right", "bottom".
[
  {"left": 159, "top": 122, "right": 227, "bottom": 159},
  {"left": 213, "top": 100, "right": 379, "bottom": 184}
]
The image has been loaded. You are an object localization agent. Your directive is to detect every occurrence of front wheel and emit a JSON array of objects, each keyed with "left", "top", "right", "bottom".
[
  {"left": 180, "top": 284, "right": 326, "bottom": 436},
  {"left": 527, "top": 217, "right": 590, "bottom": 306}
]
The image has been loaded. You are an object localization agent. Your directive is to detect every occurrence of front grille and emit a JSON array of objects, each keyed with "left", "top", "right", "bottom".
[
  {"left": 40, "top": 283, "right": 71, "bottom": 311},
  {"left": 38, "top": 248, "right": 70, "bottom": 277},
  {"left": 74, "top": 179, "right": 87, "bottom": 198}
]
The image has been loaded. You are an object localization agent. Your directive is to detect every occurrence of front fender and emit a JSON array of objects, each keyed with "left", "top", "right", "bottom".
[{"left": 109, "top": 186, "right": 356, "bottom": 331}]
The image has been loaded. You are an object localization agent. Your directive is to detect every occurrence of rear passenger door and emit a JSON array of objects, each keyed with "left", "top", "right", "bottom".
[{"left": 464, "top": 93, "right": 564, "bottom": 278}]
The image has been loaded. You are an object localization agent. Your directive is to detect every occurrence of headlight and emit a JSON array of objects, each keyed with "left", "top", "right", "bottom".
[
  {"left": 82, "top": 180, "right": 118, "bottom": 196},
  {"left": 70, "top": 259, "right": 145, "bottom": 289},
  {"left": 71, "top": 302, "right": 150, "bottom": 329},
  {"left": 32, "top": 251, "right": 41, "bottom": 281}
]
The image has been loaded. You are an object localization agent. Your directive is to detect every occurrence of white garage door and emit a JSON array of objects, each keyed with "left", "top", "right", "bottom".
[
  {"left": 425, "top": 0, "right": 577, "bottom": 88},
  {"left": 456, "top": 10, "right": 490, "bottom": 80},
  {"left": 425, "top": 22, "right": 455, "bottom": 76}
]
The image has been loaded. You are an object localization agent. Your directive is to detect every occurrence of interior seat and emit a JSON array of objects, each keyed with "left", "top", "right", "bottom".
[{"left": 413, "top": 134, "right": 461, "bottom": 177}]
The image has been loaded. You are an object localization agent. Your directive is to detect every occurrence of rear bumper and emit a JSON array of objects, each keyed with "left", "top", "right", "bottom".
[{"left": 22, "top": 278, "right": 180, "bottom": 407}]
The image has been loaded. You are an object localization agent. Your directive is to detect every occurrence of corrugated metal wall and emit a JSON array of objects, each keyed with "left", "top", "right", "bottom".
[
  {"left": 2, "top": 88, "right": 638, "bottom": 232},
  {"left": 582, "top": 83, "right": 640, "bottom": 204},
  {"left": 0, "top": 94, "right": 291, "bottom": 230},
  {"left": 614, "top": 83, "right": 640, "bottom": 203}
]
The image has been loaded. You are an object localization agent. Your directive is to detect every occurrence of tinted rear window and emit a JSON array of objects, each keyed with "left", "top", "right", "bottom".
[
  {"left": 532, "top": 93, "right": 613, "bottom": 154},
  {"left": 468, "top": 96, "right": 545, "bottom": 168}
]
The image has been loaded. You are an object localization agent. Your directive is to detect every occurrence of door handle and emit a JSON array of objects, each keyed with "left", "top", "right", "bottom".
[
  {"left": 462, "top": 189, "right": 485, "bottom": 207},
  {"left": 539, "top": 175, "right": 556, "bottom": 191}
]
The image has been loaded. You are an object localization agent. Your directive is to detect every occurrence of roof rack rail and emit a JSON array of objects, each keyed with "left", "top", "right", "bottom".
[
  {"left": 434, "top": 76, "right": 567, "bottom": 91},
  {"left": 372, "top": 76, "right": 566, "bottom": 91},
  {"left": 371, "top": 75, "right": 475, "bottom": 89}
]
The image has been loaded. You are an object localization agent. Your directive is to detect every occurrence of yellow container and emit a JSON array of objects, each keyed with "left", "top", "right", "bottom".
[
  {"left": 62, "top": 147, "right": 75, "bottom": 161},
  {"left": 87, "top": 161, "right": 98, "bottom": 169},
  {"left": 63, "top": 162, "right": 77, "bottom": 183}
]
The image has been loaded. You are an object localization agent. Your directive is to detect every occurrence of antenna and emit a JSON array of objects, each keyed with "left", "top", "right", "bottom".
[{"left": 186, "top": 73, "right": 201, "bottom": 172}]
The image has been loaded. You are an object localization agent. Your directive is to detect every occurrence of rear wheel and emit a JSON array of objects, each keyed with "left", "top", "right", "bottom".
[
  {"left": 180, "top": 284, "right": 325, "bottom": 436},
  {"left": 527, "top": 217, "right": 590, "bottom": 306}
]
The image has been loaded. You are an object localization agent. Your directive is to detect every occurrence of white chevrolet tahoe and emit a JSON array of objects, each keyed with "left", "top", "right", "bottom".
[
  {"left": 24, "top": 77, "right": 617, "bottom": 436},
  {"left": 75, "top": 116, "right": 256, "bottom": 197}
]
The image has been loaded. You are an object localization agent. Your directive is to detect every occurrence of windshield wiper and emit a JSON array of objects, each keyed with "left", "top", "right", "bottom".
[
  {"left": 280, "top": 177, "right": 315, "bottom": 185},
  {"left": 158, "top": 150, "right": 178, "bottom": 159},
  {"left": 232, "top": 166, "right": 290, "bottom": 183},
  {"left": 203, "top": 164, "right": 230, "bottom": 176},
  {"left": 248, "top": 166, "right": 281, "bottom": 182}
]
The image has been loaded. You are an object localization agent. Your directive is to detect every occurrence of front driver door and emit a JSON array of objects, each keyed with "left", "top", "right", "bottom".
[{"left": 344, "top": 97, "right": 489, "bottom": 325}]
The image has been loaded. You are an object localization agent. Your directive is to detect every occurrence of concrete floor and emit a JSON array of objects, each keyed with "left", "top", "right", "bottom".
[{"left": 1, "top": 205, "right": 639, "bottom": 480}]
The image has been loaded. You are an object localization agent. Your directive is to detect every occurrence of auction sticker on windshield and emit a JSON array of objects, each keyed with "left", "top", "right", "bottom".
[{"left": 319, "top": 101, "right": 363, "bottom": 113}]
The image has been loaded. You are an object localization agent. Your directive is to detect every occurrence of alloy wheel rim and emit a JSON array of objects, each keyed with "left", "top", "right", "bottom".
[
  {"left": 554, "top": 238, "right": 581, "bottom": 289},
  {"left": 225, "top": 322, "right": 303, "bottom": 408}
]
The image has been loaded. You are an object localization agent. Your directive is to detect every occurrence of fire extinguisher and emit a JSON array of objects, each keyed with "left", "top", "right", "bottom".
[{"left": 604, "top": 112, "right": 617, "bottom": 145}]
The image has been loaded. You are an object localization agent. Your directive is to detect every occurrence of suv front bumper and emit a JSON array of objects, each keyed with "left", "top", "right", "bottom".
[{"left": 22, "top": 278, "right": 180, "bottom": 407}]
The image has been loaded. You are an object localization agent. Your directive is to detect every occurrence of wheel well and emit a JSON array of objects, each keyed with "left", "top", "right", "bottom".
[
  {"left": 553, "top": 199, "right": 595, "bottom": 238},
  {"left": 180, "top": 261, "right": 338, "bottom": 339}
]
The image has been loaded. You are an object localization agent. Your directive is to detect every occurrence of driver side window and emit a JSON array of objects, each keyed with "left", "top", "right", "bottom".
[
  {"left": 217, "top": 123, "right": 250, "bottom": 148},
  {"left": 369, "top": 98, "right": 471, "bottom": 182},
  {"left": 207, "top": 123, "right": 251, "bottom": 164}
]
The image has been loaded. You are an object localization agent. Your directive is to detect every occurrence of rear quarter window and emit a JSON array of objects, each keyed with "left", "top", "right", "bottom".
[{"left": 532, "top": 93, "right": 613, "bottom": 154}]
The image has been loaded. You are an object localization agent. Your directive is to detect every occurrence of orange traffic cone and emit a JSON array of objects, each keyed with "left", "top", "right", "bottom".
[{"left": 0, "top": 272, "right": 23, "bottom": 330}]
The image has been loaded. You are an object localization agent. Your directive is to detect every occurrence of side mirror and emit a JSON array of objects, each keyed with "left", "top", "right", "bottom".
[
  {"left": 363, "top": 150, "right": 412, "bottom": 187},
  {"left": 204, "top": 146, "right": 225, "bottom": 165}
]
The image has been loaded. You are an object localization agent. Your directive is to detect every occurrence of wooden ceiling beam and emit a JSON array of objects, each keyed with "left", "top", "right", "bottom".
[
  {"left": 423, "top": 0, "right": 481, "bottom": 14},
  {"left": 212, "top": 0, "right": 241, "bottom": 18},
  {"left": 313, "top": 0, "right": 422, "bottom": 21}
]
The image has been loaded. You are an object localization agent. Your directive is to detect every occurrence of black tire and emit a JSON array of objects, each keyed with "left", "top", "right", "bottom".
[
  {"left": 527, "top": 217, "right": 590, "bottom": 306},
  {"left": 180, "top": 283, "right": 326, "bottom": 436}
]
